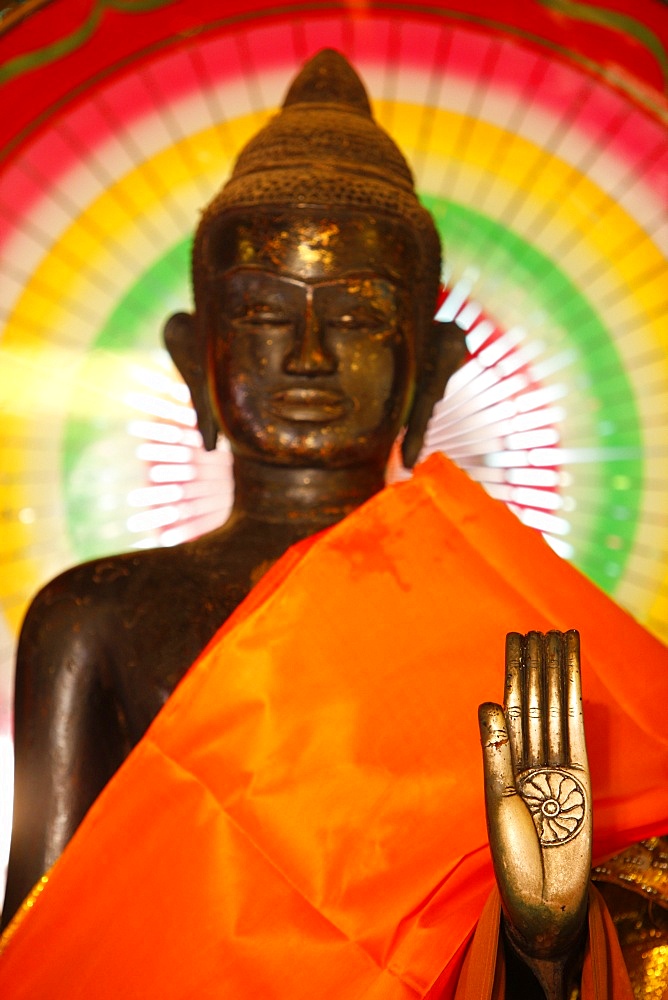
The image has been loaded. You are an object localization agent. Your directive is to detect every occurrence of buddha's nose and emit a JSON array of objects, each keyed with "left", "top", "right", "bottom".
[{"left": 283, "top": 301, "right": 336, "bottom": 375}]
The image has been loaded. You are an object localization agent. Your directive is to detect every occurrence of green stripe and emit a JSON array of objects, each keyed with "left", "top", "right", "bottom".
[
  {"left": 62, "top": 204, "right": 643, "bottom": 595},
  {"left": 0, "top": 0, "right": 176, "bottom": 84},
  {"left": 3, "top": 1, "right": 666, "bottom": 120},
  {"left": 62, "top": 239, "right": 190, "bottom": 559},
  {"left": 422, "top": 195, "right": 643, "bottom": 593},
  {"left": 536, "top": 0, "right": 668, "bottom": 87}
]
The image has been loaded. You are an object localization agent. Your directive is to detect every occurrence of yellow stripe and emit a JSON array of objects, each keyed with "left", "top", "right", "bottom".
[
  {"left": 1, "top": 103, "right": 666, "bottom": 634},
  {"left": 376, "top": 101, "right": 667, "bottom": 341},
  {"left": 383, "top": 101, "right": 668, "bottom": 633},
  {"left": 5, "top": 103, "right": 665, "bottom": 355}
]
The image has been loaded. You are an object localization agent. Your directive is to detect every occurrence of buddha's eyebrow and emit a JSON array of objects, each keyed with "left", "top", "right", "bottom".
[{"left": 220, "top": 267, "right": 401, "bottom": 289}]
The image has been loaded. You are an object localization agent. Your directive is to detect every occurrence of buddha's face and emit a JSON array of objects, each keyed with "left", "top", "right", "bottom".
[{"left": 204, "top": 210, "right": 421, "bottom": 468}]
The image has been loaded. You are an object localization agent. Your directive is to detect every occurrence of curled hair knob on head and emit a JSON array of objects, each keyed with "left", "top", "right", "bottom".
[
  {"left": 194, "top": 49, "right": 441, "bottom": 299},
  {"left": 282, "top": 47, "right": 372, "bottom": 114}
]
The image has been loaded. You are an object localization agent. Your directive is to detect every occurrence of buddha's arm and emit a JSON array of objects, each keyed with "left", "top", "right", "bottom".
[
  {"left": 479, "top": 630, "right": 591, "bottom": 999},
  {"left": 2, "top": 583, "right": 126, "bottom": 928}
]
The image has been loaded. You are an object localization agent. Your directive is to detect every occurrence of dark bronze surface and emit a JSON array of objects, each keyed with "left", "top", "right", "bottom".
[{"left": 2, "top": 49, "right": 464, "bottom": 926}]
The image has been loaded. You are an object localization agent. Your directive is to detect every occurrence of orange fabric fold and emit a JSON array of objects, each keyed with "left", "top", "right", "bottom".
[
  {"left": 581, "top": 886, "right": 636, "bottom": 999},
  {"left": 449, "top": 885, "right": 634, "bottom": 1000},
  {"left": 1, "top": 454, "right": 666, "bottom": 998},
  {"left": 450, "top": 889, "right": 505, "bottom": 1000}
]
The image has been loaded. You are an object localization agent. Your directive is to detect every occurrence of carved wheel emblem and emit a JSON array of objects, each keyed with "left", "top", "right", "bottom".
[{"left": 518, "top": 768, "right": 586, "bottom": 846}]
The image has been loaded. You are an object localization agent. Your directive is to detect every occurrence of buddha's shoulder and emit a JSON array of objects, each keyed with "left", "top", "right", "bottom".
[
  {"left": 24, "top": 545, "right": 189, "bottom": 617},
  {"left": 19, "top": 533, "right": 246, "bottom": 650}
]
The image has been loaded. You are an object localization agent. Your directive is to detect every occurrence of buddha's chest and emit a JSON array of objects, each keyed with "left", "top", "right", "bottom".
[{"left": 104, "top": 584, "right": 247, "bottom": 747}]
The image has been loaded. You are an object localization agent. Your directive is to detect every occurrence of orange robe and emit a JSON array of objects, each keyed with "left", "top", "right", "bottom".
[{"left": 1, "top": 455, "right": 666, "bottom": 998}]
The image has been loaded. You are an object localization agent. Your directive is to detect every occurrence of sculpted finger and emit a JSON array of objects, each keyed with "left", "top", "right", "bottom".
[
  {"left": 479, "top": 703, "right": 515, "bottom": 802},
  {"left": 565, "top": 630, "right": 588, "bottom": 768},
  {"left": 526, "top": 631, "right": 545, "bottom": 769},
  {"left": 546, "top": 631, "right": 567, "bottom": 766},
  {"left": 505, "top": 633, "right": 524, "bottom": 772}
]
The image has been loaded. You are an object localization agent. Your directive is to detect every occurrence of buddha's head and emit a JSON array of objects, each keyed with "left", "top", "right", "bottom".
[{"left": 166, "top": 50, "right": 463, "bottom": 473}]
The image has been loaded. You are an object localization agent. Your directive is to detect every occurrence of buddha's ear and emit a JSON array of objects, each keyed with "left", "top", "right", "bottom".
[
  {"left": 163, "top": 311, "right": 220, "bottom": 452},
  {"left": 402, "top": 319, "right": 467, "bottom": 469}
]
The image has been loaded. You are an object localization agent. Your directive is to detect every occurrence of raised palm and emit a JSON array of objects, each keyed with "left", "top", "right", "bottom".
[{"left": 479, "top": 630, "right": 592, "bottom": 980}]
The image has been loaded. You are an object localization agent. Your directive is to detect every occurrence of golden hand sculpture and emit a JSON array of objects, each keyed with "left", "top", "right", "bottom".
[{"left": 479, "top": 630, "right": 592, "bottom": 999}]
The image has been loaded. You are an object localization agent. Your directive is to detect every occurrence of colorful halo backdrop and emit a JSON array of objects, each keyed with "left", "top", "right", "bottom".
[{"left": 1, "top": 0, "right": 667, "bottom": 874}]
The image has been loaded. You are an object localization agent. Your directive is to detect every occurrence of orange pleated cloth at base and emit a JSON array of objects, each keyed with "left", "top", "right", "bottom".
[
  {"left": 449, "top": 885, "right": 635, "bottom": 1000},
  {"left": 1, "top": 454, "right": 666, "bottom": 999}
]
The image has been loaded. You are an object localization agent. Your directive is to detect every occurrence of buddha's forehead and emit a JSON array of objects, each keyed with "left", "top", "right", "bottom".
[{"left": 206, "top": 208, "right": 417, "bottom": 284}]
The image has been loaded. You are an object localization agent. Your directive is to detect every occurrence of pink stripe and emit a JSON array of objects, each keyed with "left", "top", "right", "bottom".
[
  {"left": 1, "top": 15, "right": 664, "bottom": 245},
  {"left": 302, "top": 15, "right": 350, "bottom": 57}
]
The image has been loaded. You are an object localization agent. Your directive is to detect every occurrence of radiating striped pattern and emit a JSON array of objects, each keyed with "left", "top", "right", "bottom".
[{"left": 1, "top": 7, "right": 666, "bottom": 743}]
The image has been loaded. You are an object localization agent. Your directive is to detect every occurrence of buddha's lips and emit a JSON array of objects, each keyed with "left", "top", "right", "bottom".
[{"left": 269, "top": 388, "right": 347, "bottom": 422}]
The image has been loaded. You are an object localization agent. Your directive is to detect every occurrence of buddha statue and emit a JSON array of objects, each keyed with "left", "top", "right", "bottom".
[
  {"left": 2, "top": 50, "right": 666, "bottom": 1000},
  {"left": 3, "top": 48, "right": 464, "bottom": 928}
]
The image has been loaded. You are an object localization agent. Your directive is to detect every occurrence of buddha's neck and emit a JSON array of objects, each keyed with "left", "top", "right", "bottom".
[{"left": 231, "top": 455, "right": 386, "bottom": 529}]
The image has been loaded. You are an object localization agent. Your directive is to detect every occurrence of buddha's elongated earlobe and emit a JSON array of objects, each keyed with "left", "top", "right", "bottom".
[
  {"left": 401, "top": 320, "right": 467, "bottom": 469},
  {"left": 163, "top": 311, "right": 220, "bottom": 452}
]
